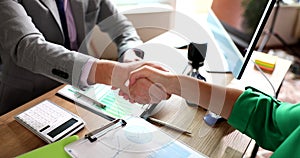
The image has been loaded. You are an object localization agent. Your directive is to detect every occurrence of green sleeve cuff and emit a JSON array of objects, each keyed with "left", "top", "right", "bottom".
[
  {"left": 228, "top": 87, "right": 300, "bottom": 152},
  {"left": 227, "top": 87, "right": 257, "bottom": 133}
]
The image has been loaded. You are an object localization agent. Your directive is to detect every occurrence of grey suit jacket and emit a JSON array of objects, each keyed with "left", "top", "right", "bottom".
[{"left": 0, "top": 0, "right": 142, "bottom": 114}]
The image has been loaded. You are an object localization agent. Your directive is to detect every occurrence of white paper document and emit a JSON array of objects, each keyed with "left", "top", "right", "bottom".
[
  {"left": 65, "top": 116, "right": 207, "bottom": 158},
  {"left": 57, "top": 84, "right": 149, "bottom": 120}
]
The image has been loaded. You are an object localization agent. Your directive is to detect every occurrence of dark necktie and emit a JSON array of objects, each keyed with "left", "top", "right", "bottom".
[{"left": 55, "top": 0, "right": 70, "bottom": 49}]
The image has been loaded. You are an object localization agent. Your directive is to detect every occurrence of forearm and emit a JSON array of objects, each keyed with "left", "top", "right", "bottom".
[
  {"left": 89, "top": 60, "right": 155, "bottom": 89},
  {"left": 169, "top": 75, "right": 243, "bottom": 119}
]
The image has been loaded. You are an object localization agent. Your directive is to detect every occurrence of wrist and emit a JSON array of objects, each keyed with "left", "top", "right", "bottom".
[
  {"left": 166, "top": 74, "right": 180, "bottom": 95},
  {"left": 90, "top": 60, "right": 117, "bottom": 85}
]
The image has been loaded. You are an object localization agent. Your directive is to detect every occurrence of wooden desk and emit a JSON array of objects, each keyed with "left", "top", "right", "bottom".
[
  {"left": 0, "top": 40, "right": 292, "bottom": 158},
  {"left": 0, "top": 85, "right": 250, "bottom": 158},
  {"left": 0, "top": 85, "right": 110, "bottom": 158},
  {"left": 230, "top": 51, "right": 292, "bottom": 96},
  {"left": 0, "top": 54, "right": 291, "bottom": 158}
]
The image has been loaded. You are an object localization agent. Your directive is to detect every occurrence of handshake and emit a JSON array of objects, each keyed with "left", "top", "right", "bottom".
[
  {"left": 88, "top": 56, "right": 236, "bottom": 120},
  {"left": 89, "top": 59, "right": 176, "bottom": 105},
  {"left": 114, "top": 61, "right": 173, "bottom": 105}
]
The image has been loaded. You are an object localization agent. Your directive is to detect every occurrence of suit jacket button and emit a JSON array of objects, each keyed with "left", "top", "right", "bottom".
[{"left": 52, "top": 69, "right": 69, "bottom": 79}]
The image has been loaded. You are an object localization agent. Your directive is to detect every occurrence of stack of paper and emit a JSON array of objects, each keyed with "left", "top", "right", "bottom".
[
  {"left": 254, "top": 53, "right": 277, "bottom": 72},
  {"left": 57, "top": 84, "right": 148, "bottom": 121}
]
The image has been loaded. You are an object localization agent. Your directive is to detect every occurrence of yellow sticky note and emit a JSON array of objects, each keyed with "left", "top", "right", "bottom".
[{"left": 254, "top": 53, "right": 277, "bottom": 72}]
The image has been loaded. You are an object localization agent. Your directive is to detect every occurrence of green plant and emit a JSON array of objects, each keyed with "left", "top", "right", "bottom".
[{"left": 241, "top": 0, "right": 269, "bottom": 35}]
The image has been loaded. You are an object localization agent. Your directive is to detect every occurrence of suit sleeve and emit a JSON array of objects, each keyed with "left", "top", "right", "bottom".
[
  {"left": 96, "top": 0, "right": 143, "bottom": 57},
  {"left": 0, "top": 0, "right": 94, "bottom": 88},
  {"left": 228, "top": 87, "right": 300, "bottom": 156}
]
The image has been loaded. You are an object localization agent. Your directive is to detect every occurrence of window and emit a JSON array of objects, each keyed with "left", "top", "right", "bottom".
[
  {"left": 112, "top": 0, "right": 175, "bottom": 14},
  {"left": 112, "top": 0, "right": 175, "bottom": 6}
]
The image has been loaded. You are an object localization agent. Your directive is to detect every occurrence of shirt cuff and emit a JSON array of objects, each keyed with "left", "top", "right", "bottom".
[
  {"left": 79, "top": 58, "right": 96, "bottom": 90},
  {"left": 227, "top": 87, "right": 258, "bottom": 132}
]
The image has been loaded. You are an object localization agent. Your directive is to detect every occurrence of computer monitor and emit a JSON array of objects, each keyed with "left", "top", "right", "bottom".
[{"left": 207, "top": 0, "right": 276, "bottom": 79}]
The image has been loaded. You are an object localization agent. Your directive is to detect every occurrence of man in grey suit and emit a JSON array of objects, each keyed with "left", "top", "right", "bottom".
[{"left": 0, "top": 0, "right": 153, "bottom": 115}]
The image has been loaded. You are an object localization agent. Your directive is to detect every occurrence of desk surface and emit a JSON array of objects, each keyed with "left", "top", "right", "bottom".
[
  {"left": 0, "top": 53, "right": 291, "bottom": 158},
  {"left": 232, "top": 52, "right": 293, "bottom": 96},
  {"left": 0, "top": 85, "right": 249, "bottom": 158},
  {"left": 0, "top": 27, "right": 292, "bottom": 158}
]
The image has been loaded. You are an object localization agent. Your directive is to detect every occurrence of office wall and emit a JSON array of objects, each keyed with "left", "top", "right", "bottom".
[
  {"left": 88, "top": 1, "right": 299, "bottom": 60},
  {"left": 211, "top": 0, "right": 299, "bottom": 47},
  {"left": 211, "top": 0, "right": 243, "bottom": 30},
  {"left": 176, "top": 0, "right": 213, "bottom": 14},
  {"left": 258, "top": 5, "right": 299, "bottom": 47}
]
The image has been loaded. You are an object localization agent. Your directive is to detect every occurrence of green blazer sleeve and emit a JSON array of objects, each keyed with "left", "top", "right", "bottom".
[
  {"left": 228, "top": 87, "right": 300, "bottom": 157},
  {"left": 271, "top": 126, "right": 300, "bottom": 157}
]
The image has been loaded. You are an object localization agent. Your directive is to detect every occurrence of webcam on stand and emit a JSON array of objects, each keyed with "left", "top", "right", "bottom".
[{"left": 185, "top": 42, "right": 222, "bottom": 126}]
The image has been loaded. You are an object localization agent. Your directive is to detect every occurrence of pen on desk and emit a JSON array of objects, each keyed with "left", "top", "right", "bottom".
[
  {"left": 147, "top": 117, "right": 192, "bottom": 136},
  {"left": 76, "top": 92, "right": 106, "bottom": 108}
]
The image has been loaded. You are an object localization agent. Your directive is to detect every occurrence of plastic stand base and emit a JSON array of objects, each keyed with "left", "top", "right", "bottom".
[{"left": 203, "top": 112, "right": 222, "bottom": 126}]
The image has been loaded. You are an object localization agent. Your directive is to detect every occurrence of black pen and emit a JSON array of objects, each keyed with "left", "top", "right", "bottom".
[
  {"left": 147, "top": 117, "right": 192, "bottom": 136},
  {"left": 76, "top": 91, "right": 106, "bottom": 108}
]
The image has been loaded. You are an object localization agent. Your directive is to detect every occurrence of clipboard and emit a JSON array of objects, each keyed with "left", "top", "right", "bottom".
[
  {"left": 64, "top": 116, "right": 207, "bottom": 158},
  {"left": 57, "top": 84, "right": 155, "bottom": 121}
]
